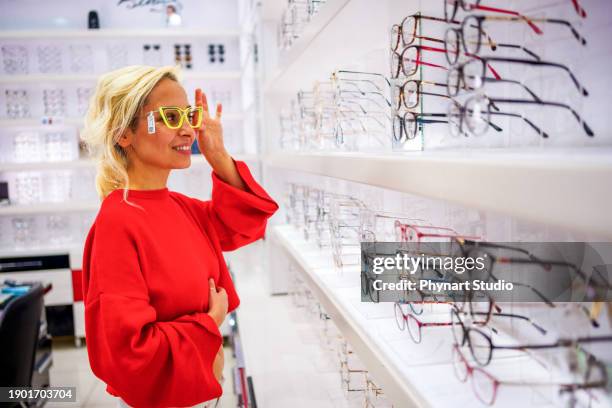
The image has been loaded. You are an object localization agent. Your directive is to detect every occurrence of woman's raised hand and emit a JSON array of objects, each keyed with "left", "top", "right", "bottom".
[{"left": 195, "top": 88, "right": 230, "bottom": 167}]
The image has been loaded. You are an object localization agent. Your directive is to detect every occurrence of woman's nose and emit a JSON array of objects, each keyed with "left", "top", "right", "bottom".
[{"left": 178, "top": 119, "right": 196, "bottom": 139}]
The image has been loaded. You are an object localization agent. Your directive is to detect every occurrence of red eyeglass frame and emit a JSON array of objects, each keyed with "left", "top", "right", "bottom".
[{"left": 394, "top": 44, "right": 501, "bottom": 80}]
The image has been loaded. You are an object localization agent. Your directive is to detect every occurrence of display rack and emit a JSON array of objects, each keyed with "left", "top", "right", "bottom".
[
  {"left": 0, "top": 9, "right": 256, "bottom": 346},
  {"left": 264, "top": 0, "right": 387, "bottom": 94},
  {"left": 270, "top": 225, "right": 589, "bottom": 408},
  {"left": 270, "top": 225, "right": 429, "bottom": 407},
  {"left": 259, "top": 0, "right": 612, "bottom": 406},
  {"left": 264, "top": 150, "right": 612, "bottom": 239},
  {"left": 0, "top": 201, "right": 98, "bottom": 216}
]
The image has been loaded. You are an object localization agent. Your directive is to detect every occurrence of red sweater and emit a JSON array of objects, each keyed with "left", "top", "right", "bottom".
[{"left": 82, "top": 161, "right": 278, "bottom": 408}]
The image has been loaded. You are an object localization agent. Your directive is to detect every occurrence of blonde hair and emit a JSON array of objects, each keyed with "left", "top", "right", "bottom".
[{"left": 81, "top": 65, "right": 182, "bottom": 203}]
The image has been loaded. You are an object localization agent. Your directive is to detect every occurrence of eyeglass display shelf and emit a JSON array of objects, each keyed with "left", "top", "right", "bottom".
[
  {"left": 0, "top": 29, "right": 241, "bottom": 39},
  {"left": 0, "top": 113, "right": 246, "bottom": 129},
  {"left": 264, "top": 150, "right": 612, "bottom": 240},
  {"left": 0, "top": 201, "right": 99, "bottom": 216},
  {"left": 269, "top": 225, "right": 585, "bottom": 408},
  {"left": 263, "top": 0, "right": 388, "bottom": 95},
  {"left": 0, "top": 71, "right": 242, "bottom": 83},
  {"left": 0, "top": 153, "right": 259, "bottom": 172}
]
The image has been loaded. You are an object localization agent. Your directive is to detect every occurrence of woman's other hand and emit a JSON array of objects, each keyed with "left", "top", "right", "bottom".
[{"left": 207, "top": 278, "right": 228, "bottom": 327}]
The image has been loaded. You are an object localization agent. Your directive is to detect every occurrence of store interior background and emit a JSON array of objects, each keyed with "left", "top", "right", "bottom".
[{"left": 0, "top": 0, "right": 611, "bottom": 407}]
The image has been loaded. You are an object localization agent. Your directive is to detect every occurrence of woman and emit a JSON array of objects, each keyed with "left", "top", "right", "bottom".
[{"left": 80, "top": 65, "right": 278, "bottom": 408}]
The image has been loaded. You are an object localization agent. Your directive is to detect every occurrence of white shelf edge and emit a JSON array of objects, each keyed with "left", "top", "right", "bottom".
[
  {"left": 0, "top": 158, "right": 94, "bottom": 172},
  {"left": 0, "top": 153, "right": 258, "bottom": 172},
  {"left": 0, "top": 71, "right": 242, "bottom": 83},
  {"left": 0, "top": 29, "right": 241, "bottom": 39},
  {"left": 269, "top": 225, "right": 430, "bottom": 408},
  {"left": 264, "top": 151, "right": 612, "bottom": 239},
  {"left": 0, "top": 201, "right": 99, "bottom": 216}
]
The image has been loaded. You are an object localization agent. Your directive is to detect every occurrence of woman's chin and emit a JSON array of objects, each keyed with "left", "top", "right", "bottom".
[{"left": 173, "top": 156, "right": 192, "bottom": 169}]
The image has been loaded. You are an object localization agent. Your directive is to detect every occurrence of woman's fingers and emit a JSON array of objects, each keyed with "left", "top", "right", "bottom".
[
  {"left": 215, "top": 103, "right": 222, "bottom": 120},
  {"left": 201, "top": 91, "right": 210, "bottom": 119},
  {"left": 195, "top": 88, "right": 203, "bottom": 130}
]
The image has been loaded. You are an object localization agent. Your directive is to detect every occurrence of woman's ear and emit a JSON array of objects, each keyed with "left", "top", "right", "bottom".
[{"left": 116, "top": 130, "right": 133, "bottom": 149}]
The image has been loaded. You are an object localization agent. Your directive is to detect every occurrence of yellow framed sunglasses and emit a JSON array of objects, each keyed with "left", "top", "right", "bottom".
[{"left": 146, "top": 106, "right": 203, "bottom": 133}]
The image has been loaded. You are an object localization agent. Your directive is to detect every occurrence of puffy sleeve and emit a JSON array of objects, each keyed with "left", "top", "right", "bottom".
[
  {"left": 82, "top": 215, "right": 223, "bottom": 408},
  {"left": 192, "top": 159, "right": 278, "bottom": 251}
]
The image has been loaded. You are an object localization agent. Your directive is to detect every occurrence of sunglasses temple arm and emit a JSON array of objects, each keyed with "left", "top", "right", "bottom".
[
  {"left": 469, "top": 23, "right": 497, "bottom": 51},
  {"left": 495, "top": 43, "right": 541, "bottom": 61},
  {"left": 494, "top": 343, "right": 559, "bottom": 351},
  {"left": 539, "top": 18, "right": 587, "bottom": 45},
  {"left": 483, "top": 77, "right": 542, "bottom": 102},
  {"left": 416, "top": 119, "right": 448, "bottom": 125},
  {"left": 420, "top": 91, "right": 450, "bottom": 100},
  {"left": 510, "top": 282, "right": 555, "bottom": 308},
  {"left": 538, "top": 60, "right": 588, "bottom": 96},
  {"left": 489, "top": 110, "right": 549, "bottom": 138},
  {"left": 418, "top": 35, "right": 445, "bottom": 44},
  {"left": 571, "top": 0, "right": 588, "bottom": 18},
  {"left": 493, "top": 98, "right": 594, "bottom": 137},
  {"left": 476, "top": 5, "right": 543, "bottom": 34},
  {"left": 425, "top": 81, "right": 447, "bottom": 88},
  {"left": 416, "top": 59, "right": 448, "bottom": 70},
  {"left": 516, "top": 317, "right": 548, "bottom": 336},
  {"left": 468, "top": 55, "right": 502, "bottom": 79},
  {"left": 421, "top": 14, "right": 455, "bottom": 24},
  {"left": 335, "top": 70, "right": 391, "bottom": 87}
]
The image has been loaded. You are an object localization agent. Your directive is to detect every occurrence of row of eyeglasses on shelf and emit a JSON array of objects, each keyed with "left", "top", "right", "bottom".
[
  {"left": 278, "top": 0, "right": 328, "bottom": 51},
  {"left": 0, "top": 212, "right": 95, "bottom": 249},
  {"left": 0, "top": 41, "right": 206, "bottom": 75},
  {"left": 0, "top": 127, "right": 79, "bottom": 163},
  {"left": 0, "top": 169, "right": 97, "bottom": 205},
  {"left": 3, "top": 87, "right": 93, "bottom": 119},
  {"left": 284, "top": 181, "right": 611, "bottom": 406},
  {"left": 279, "top": 0, "right": 593, "bottom": 152},
  {"left": 289, "top": 269, "right": 394, "bottom": 408},
  {"left": 392, "top": 1, "right": 593, "bottom": 142}
]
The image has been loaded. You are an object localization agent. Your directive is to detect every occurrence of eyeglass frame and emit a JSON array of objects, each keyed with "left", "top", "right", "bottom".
[
  {"left": 449, "top": 93, "right": 594, "bottom": 138},
  {"left": 394, "top": 78, "right": 449, "bottom": 110},
  {"left": 451, "top": 307, "right": 612, "bottom": 366},
  {"left": 451, "top": 344, "right": 607, "bottom": 406},
  {"left": 444, "top": 0, "right": 544, "bottom": 35},
  {"left": 145, "top": 105, "right": 203, "bottom": 133}
]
